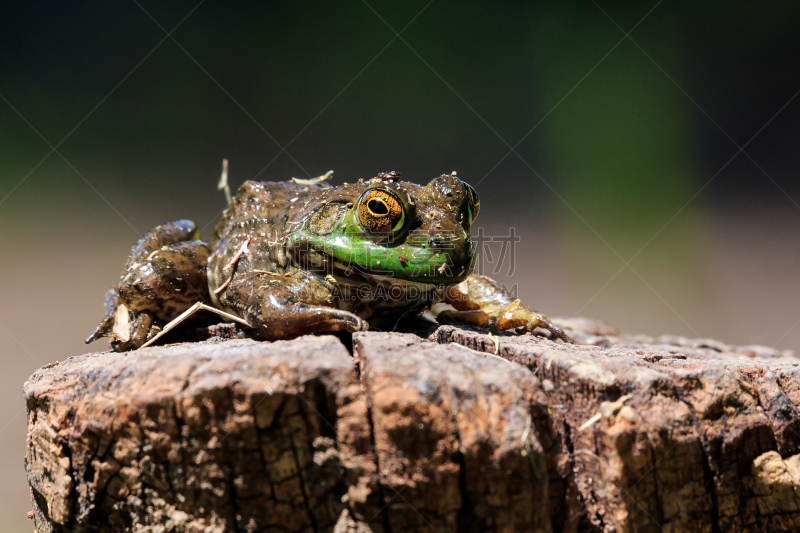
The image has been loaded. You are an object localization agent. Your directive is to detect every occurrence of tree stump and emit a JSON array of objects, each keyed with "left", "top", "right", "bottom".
[{"left": 24, "top": 319, "right": 800, "bottom": 532}]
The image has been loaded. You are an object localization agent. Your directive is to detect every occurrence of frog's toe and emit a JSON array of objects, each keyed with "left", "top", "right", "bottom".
[
  {"left": 114, "top": 324, "right": 162, "bottom": 351},
  {"left": 86, "top": 288, "right": 121, "bottom": 344},
  {"left": 92, "top": 309, "right": 156, "bottom": 352},
  {"left": 348, "top": 315, "right": 369, "bottom": 333},
  {"left": 85, "top": 319, "right": 112, "bottom": 344},
  {"left": 527, "top": 315, "right": 573, "bottom": 344}
]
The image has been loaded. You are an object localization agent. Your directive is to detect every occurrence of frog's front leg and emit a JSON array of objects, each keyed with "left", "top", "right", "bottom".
[
  {"left": 436, "top": 272, "right": 572, "bottom": 343},
  {"left": 86, "top": 220, "right": 211, "bottom": 351},
  {"left": 217, "top": 270, "right": 368, "bottom": 341}
]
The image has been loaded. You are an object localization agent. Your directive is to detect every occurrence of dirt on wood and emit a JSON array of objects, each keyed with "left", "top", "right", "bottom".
[{"left": 24, "top": 319, "right": 800, "bottom": 532}]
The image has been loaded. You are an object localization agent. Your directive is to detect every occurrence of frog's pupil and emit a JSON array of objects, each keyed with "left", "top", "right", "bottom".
[{"left": 368, "top": 199, "right": 388, "bottom": 215}]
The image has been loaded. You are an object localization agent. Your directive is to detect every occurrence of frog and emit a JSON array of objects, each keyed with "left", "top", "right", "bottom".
[{"left": 86, "top": 171, "right": 572, "bottom": 351}]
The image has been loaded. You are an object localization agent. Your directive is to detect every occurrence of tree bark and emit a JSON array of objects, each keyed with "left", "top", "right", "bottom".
[{"left": 24, "top": 319, "right": 800, "bottom": 532}]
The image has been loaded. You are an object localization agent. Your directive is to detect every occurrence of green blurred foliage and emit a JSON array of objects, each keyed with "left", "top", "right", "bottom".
[{"left": 534, "top": 3, "right": 697, "bottom": 239}]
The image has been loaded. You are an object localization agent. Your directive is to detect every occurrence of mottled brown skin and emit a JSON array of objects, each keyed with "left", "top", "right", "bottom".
[
  {"left": 86, "top": 220, "right": 211, "bottom": 351},
  {"left": 204, "top": 176, "right": 471, "bottom": 340},
  {"left": 87, "top": 172, "right": 571, "bottom": 350}
]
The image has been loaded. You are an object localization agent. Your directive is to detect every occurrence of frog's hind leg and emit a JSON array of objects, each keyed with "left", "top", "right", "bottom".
[
  {"left": 219, "top": 271, "right": 368, "bottom": 341},
  {"left": 117, "top": 239, "right": 211, "bottom": 320},
  {"left": 124, "top": 219, "right": 201, "bottom": 267},
  {"left": 435, "top": 272, "right": 572, "bottom": 343},
  {"left": 86, "top": 220, "right": 211, "bottom": 351}
]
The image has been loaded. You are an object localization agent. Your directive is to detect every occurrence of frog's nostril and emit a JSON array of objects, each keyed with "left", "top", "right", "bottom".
[{"left": 428, "top": 237, "right": 444, "bottom": 248}]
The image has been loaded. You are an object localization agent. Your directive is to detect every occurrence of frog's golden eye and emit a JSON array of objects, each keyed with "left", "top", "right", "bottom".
[
  {"left": 464, "top": 182, "right": 480, "bottom": 223},
  {"left": 358, "top": 189, "right": 405, "bottom": 233}
]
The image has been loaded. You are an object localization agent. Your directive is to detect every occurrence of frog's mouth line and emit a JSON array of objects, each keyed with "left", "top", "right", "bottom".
[
  {"left": 329, "top": 260, "right": 439, "bottom": 291},
  {"left": 298, "top": 242, "right": 467, "bottom": 289}
]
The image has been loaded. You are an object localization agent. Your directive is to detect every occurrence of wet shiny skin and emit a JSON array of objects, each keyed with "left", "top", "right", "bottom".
[{"left": 87, "top": 172, "right": 571, "bottom": 351}]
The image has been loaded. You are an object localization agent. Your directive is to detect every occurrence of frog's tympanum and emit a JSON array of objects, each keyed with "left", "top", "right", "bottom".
[{"left": 87, "top": 172, "right": 571, "bottom": 351}]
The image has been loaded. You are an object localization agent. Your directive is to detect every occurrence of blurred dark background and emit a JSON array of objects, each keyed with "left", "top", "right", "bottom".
[{"left": 2, "top": 1, "right": 800, "bottom": 528}]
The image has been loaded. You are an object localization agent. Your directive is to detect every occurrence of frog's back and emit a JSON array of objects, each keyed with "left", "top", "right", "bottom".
[{"left": 209, "top": 180, "right": 316, "bottom": 247}]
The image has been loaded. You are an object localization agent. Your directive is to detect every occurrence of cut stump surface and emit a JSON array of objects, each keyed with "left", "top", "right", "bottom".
[{"left": 24, "top": 319, "right": 800, "bottom": 532}]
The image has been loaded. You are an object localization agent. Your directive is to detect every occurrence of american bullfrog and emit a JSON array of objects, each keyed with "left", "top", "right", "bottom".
[{"left": 86, "top": 171, "right": 571, "bottom": 351}]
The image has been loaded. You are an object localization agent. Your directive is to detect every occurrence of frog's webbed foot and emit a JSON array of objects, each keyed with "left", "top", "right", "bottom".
[
  {"left": 521, "top": 313, "right": 571, "bottom": 343},
  {"left": 85, "top": 295, "right": 158, "bottom": 351},
  {"left": 85, "top": 288, "right": 120, "bottom": 344},
  {"left": 109, "top": 311, "right": 157, "bottom": 352},
  {"left": 219, "top": 271, "right": 368, "bottom": 340},
  {"left": 86, "top": 315, "right": 110, "bottom": 344},
  {"left": 85, "top": 282, "right": 159, "bottom": 351},
  {"left": 436, "top": 306, "right": 571, "bottom": 343},
  {"left": 436, "top": 272, "right": 573, "bottom": 343}
]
